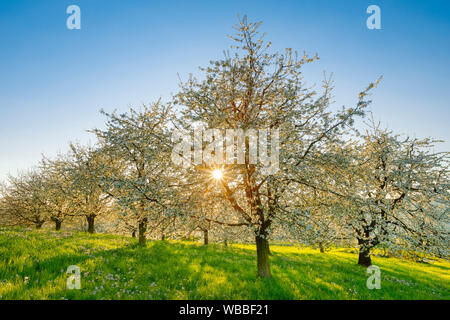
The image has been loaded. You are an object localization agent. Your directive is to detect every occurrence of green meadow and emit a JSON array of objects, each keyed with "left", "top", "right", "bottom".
[{"left": 0, "top": 227, "right": 448, "bottom": 300}]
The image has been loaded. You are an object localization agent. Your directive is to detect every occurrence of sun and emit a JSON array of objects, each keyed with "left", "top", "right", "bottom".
[{"left": 212, "top": 169, "right": 223, "bottom": 180}]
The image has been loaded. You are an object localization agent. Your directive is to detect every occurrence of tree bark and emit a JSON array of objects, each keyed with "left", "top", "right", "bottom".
[
  {"left": 255, "top": 234, "right": 272, "bottom": 278},
  {"left": 203, "top": 229, "right": 209, "bottom": 245},
  {"left": 138, "top": 217, "right": 147, "bottom": 245},
  {"left": 55, "top": 220, "right": 62, "bottom": 231},
  {"left": 36, "top": 222, "right": 43, "bottom": 229},
  {"left": 161, "top": 234, "right": 166, "bottom": 241},
  {"left": 86, "top": 215, "right": 95, "bottom": 234},
  {"left": 358, "top": 243, "right": 372, "bottom": 266},
  {"left": 358, "top": 248, "right": 372, "bottom": 266},
  {"left": 131, "top": 230, "right": 136, "bottom": 238},
  {"left": 319, "top": 242, "right": 325, "bottom": 253}
]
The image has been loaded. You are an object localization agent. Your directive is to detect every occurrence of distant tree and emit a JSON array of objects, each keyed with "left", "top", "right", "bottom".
[
  {"left": 185, "top": 185, "right": 246, "bottom": 245},
  {"left": 0, "top": 170, "right": 48, "bottom": 229},
  {"left": 66, "top": 143, "right": 112, "bottom": 234},
  {"left": 40, "top": 154, "right": 76, "bottom": 230},
  {"left": 92, "top": 102, "right": 176, "bottom": 244},
  {"left": 279, "top": 189, "right": 351, "bottom": 253}
]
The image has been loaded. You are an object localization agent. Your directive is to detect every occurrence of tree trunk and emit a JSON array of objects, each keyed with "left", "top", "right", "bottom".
[
  {"left": 255, "top": 234, "right": 272, "bottom": 278},
  {"left": 357, "top": 236, "right": 372, "bottom": 266},
  {"left": 131, "top": 230, "right": 136, "bottom": 238},
  {"left": 36, "top": 222, "right": 43, "bottom": 229},
  {"left": 358, "top": 246, "right": 372, "bottom": 267},
  {"left": 138, "top": 218, "right": 147, "bottom": 245},
  {"left": 358, "top": 239, "right": 372, "bottom": 267},
  {"left": 55, "top": 220, "right": 62, "bottom": 231},
  {"left": 203, "top": 229, "right": 209, "bottom": 245},
  {"left": 161, "top": 234, "right": 166, "bottom": 241},
  {"left": 223, "top": 239, "right": 228, "bottom": 247},
  {"left": 86, "top": 215, "right": 95, "bottom": 234},
  {"left": 319, "top": 242, "right": 325, "bottom": 253}
]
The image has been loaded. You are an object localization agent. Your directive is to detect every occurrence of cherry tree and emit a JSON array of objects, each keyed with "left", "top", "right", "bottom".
[
  {"left": 65, "top": 143, "right": 112, "bottom": 234},
  {"left": 331, "top": 125, "right": 449, "bottom": 266},
  {"left": 39, "top": 154, "right": 77, "bottom": 230},
  {"left": 92, "top": 102, "right": 176, "bottom": 244},
  {"left": 0, "top": 170, "right": 48, "bottom": 229},
  {"left": 279, "top": 189, "right": 352, "bottom": 252},
  {"left": 173, "top": 16, "right": 374, "bottom": 277}
]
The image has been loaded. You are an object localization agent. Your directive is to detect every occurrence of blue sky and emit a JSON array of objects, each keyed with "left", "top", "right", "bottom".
[{"left": 0, "top": 0, "right": 449, "bottom": 180}]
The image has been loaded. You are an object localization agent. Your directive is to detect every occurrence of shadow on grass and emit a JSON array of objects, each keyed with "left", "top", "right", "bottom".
[{"left": 3, "top": 237, "right": 449, "bottom": 300}]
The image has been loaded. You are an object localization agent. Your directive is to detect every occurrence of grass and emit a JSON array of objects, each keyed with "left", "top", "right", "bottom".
[{"left": 0, "top": 227, "right": 449, "bottom": 300}]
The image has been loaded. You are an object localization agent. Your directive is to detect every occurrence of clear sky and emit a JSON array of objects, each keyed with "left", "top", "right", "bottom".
[{"left": 0, "top": 0, "right": 449, "bottom": 181}]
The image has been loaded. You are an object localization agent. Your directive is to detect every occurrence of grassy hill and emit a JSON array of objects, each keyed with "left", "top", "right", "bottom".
[{"left": 0, "top": 227, "right": 449, "bottom": 300}]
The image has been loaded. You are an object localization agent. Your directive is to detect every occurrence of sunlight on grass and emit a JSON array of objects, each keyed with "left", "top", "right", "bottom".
[{"left": 0, "top": 227, "right": 449, "bottom": 300}]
